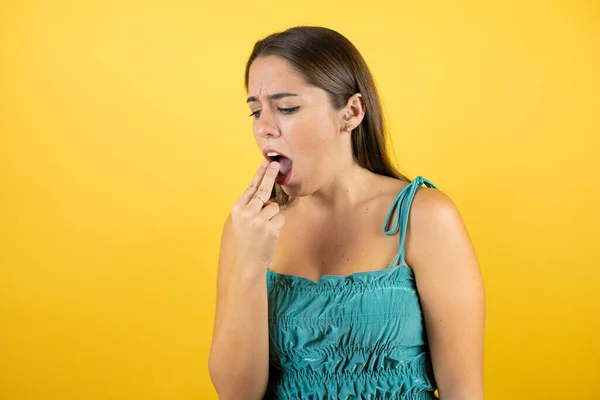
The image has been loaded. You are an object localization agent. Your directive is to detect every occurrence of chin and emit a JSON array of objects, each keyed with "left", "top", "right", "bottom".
[
  {"left": 279, "top": 175, "right": 313, "bottom": 198},
  {"left": 279, "top": 182, "right": 302, "bottom": 197},
  {"left": 280, "top": 177, "right": 321, "bottom": 200}
]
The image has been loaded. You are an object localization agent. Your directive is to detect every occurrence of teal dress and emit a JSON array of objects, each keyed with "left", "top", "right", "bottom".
[{"left": 264, "top": 176, "right": 439, "bottom": 399}]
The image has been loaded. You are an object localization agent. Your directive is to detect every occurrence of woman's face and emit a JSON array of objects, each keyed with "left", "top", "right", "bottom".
[{"left": 247, "top": 55, "right": 348, "bottom": 197}]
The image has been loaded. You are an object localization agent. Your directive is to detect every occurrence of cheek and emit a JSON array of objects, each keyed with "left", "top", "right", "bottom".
[
  {"left": 289, "top": 117, "right": 331, "bottom": 152},
  {"left": 289, "top": 120, "right": 338, "bottom": 171}
]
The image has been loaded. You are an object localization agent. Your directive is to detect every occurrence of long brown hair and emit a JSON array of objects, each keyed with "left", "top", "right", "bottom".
[{"left": 244, "top": 26, "right": 410, "bottom": 206}]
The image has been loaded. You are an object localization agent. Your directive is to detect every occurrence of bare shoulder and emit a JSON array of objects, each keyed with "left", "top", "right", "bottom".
[
  {"left": 411, "top": 184, "right": 459, "bottom": 221},
  {"left": 409, "top": 183, "right": 465, "bottom": 241},
  {"left": 368, "top": 175, "right": 447, "bottom": 212},
  {"left": 405, "top": 183, "right": 478, "bottom": 276}
]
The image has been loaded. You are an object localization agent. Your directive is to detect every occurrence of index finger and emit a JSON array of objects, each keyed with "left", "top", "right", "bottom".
[{"left": 247, "top": 161, "right": 280, "bottom": 210}]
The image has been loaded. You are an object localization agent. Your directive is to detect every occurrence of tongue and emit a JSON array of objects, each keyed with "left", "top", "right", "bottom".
[{"left": 278, "top": 156, "right": 293, "bottom": 176}]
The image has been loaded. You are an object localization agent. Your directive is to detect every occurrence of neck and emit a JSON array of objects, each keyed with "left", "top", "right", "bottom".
[{"left": 296, "top": 161, "right": 376, "bottom": 214}]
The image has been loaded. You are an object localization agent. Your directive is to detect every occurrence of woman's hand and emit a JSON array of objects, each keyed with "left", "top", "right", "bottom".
[
  {"left": 230, "top": 161, "right": 285, "bottom": 275},
  {"left": 209, "top": 161, "right": 281, "bottom": 399}
]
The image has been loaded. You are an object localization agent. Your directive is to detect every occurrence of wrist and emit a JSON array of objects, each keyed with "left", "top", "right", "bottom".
[{"left": 232, "top": 262, "right": 268, "bottom": 285}]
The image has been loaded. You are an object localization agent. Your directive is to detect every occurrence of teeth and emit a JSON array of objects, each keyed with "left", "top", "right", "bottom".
[{"left": 267, "top": 151, "right": 281, "bottom": 157}]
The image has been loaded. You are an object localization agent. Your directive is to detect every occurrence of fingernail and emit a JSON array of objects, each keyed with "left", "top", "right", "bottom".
[
  {"left": 261, "top": 161, "right": 269, "bottom": 167},
  {"left": 270, "top": 162, "right": 280, "bottom": 169}
]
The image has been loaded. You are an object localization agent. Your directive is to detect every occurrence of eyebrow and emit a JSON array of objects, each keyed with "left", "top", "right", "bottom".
[{"left": 246, "top": 92, "right": 299, "bottom": 103}]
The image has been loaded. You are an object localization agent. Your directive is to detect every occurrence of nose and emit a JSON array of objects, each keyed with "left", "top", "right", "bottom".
[{"left": 255, "top": 107, "right": 281, "bottom": 138}]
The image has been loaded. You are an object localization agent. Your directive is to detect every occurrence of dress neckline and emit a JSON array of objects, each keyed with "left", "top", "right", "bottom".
[{"left": 266, "top": 264, "right": 414, "bottom": 286}]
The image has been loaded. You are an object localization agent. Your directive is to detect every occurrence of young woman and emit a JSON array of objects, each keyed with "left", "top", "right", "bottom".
[{"left": 209, "top": 26, "right": 485, "bottom": 400}]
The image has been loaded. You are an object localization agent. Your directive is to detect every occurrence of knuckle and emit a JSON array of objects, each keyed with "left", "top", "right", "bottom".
[
  {"left": 276, "top": 216, "right": 285, "bottom": 227},
  {"left": 269, "top": 224, "right": 282, "bottom": 236},
  {"left": 250, "top": 216, "right": 265, "bottom": 228},
  {"left": 270, "top": 230, "right": 281, "bottom": 239},
  {"left": 268, "top": 215, "right": 283, "bottom": 228},
  {"left": 240, "top": 208, "right": 253, "bottom": 220}
]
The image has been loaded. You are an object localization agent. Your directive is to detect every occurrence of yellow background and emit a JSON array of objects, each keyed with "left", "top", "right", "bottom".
[{"left": 1, "top": 1, "right": 598, "bottom": 399}]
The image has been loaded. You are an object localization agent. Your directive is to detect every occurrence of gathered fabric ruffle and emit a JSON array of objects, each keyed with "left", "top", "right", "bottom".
[
  {"left": 265, "top": 265, "right": 437, "bottom": 399},
  {"left": 266, "top": 351, "right": 436, "bottom": 400}
]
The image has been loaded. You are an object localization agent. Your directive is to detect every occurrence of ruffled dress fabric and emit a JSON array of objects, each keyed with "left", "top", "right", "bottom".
[{"left": 264, "top": 176, "right": 439, "bottom": 400}]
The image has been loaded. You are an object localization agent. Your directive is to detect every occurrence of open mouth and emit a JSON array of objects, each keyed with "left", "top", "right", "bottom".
[{"left": 265, "top": 150, "right": 293, "bottom": 185}]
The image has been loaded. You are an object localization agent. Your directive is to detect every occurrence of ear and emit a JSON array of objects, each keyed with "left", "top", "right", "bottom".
[{"left": 339, "top": 93, "right": 366, "bottom": 133}]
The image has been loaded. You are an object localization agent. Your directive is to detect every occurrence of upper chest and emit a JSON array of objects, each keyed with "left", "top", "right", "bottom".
[{"left": 269, "top": 197, "right": 403, "bottom": 281}]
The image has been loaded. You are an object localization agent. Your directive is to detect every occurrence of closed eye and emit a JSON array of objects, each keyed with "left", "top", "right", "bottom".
[
  {"left": 249, "top": 107, "right": 300, "bottom": 119},
  {"left": 279, "top": 106, "right": 300, "bottom": 114}
]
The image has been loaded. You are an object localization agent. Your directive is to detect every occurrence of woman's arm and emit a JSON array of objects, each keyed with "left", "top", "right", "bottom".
[
  {"left": 208, "top": 214, "right": 270, "bottom": 400},
  {"left": 407, "top": 188, "right": 486, "bottom": 400}
]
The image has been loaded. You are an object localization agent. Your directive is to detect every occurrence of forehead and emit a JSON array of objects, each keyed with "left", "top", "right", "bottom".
[{"left": 247, "top": 56, "right": 309, "bottom": 95}]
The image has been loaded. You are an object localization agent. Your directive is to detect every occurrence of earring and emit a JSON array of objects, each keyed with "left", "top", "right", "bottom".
[
  {"left": 346, "top": 124, "right": 352, "bottom": 133},
  {"left": 343, "top": 114, "right": 350, "bottom": 121}
]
